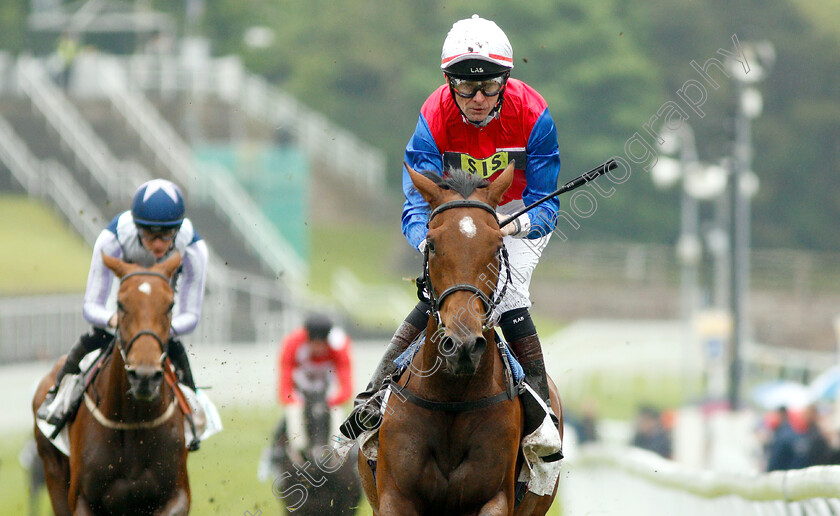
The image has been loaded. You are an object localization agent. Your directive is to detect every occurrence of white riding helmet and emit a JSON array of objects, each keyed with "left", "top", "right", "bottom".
[{"left": 441, "top": 14, "right": 514, "bottom": 78}]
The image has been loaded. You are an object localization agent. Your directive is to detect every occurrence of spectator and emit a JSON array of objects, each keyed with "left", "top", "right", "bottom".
[
  {"left": 800, "top": 404, "right": 832, "bottom": 467},
  {"left": 55, "top": 32, "right": 79, "bottom": 90},
  {"left": 766, "top": 406, "right": 807, "bottom": 471},
  {"left": 631, "top": 405, "right": 672, "bottom": 459}
]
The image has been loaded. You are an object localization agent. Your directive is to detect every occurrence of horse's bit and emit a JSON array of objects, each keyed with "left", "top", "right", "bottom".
[{"left": 423, "top": 199, "right": 512, "bottom": 330}]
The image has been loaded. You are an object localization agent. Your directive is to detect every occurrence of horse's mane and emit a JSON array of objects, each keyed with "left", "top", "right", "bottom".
[{"left": 420, "top": 169, "right": 489, "bottom": 199}]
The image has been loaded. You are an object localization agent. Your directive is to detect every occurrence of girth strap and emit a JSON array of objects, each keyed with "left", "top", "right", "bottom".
[{"left": 389, "top": 379, "right": 513, "bottom": 413}]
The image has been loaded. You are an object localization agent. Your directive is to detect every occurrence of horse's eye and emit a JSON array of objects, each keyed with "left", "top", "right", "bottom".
[
  {"left": 117, "top": 301, "right": 125, "bottom": 313},
  {"left": 168, "top": 302, "right": 175, "bottom": 313},
  {"left": 427, "top": 240, "right": 436, "bottom": 254}
]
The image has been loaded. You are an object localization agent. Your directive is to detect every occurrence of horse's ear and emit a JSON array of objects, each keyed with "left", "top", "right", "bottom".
[
  {"left": 487, "top": 160, "right": 516, "bottom": 208},
  {"left": 157, "top": 252, "right": 182, "bottom": 278},
  {"left": 406, "top": 162, "right": 442, "bottom": 206},
  {"left": 102, "top": 253, "right": 130, "bottom": 278}
]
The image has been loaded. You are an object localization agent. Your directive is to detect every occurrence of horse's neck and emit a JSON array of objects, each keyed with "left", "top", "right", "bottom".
[{"left": 413, "top": 325, "right": 501, "bottom": 401}]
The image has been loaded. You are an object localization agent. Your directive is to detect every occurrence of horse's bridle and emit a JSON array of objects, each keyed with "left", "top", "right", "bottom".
[
  {"left": 114, "top": 270, "right": 172, "bottom": 366},
  {"left": 423, "top": 199, "right": 512, "bottom": 330}
]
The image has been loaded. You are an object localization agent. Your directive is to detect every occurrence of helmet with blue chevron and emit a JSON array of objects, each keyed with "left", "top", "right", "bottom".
[{"left": 131, "top": 179, "right": 185, "bottom": 232}]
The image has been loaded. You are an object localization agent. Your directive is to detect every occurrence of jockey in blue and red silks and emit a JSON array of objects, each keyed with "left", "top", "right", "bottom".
[
  {"left": 341, "top": 14, "right": 562, "bottom": 448},
  {"left": 37, "top": 179, "right": 209, "bottom": 431}
]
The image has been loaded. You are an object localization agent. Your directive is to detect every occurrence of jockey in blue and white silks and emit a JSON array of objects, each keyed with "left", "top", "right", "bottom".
[
  {"left": 38, "top": 179, "right": 209, "bottom": 432},
  {"left": 84, "top": 211, "right": 208, "bottom": 336}
]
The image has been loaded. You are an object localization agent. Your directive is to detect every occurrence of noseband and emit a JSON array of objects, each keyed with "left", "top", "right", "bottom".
[
  {"left": 424, "top": 199, "right": 512, "bottom": 329},
  {"left": 115, "top": 270, "right": 172, "bottom": 365}
]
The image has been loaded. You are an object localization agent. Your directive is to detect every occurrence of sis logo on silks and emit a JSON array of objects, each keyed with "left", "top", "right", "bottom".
[{"left": 443, "top": 150, "right": 526, "bottom": 179}]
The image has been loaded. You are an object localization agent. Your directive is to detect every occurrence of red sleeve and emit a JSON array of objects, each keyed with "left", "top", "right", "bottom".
[
  {"left": 327, "top": 336, "right": 354, "bottom": 407},
  {"left": 278, "top": 329, "right": 305, "bottom": 405}
]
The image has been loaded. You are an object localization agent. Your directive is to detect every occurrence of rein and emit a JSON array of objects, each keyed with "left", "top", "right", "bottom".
[{"left": 424, "top": 199, "right": 512, "bottom": 330}]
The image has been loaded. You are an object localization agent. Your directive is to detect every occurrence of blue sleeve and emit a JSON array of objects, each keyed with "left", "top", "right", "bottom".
[
  {"left": 524, "top": 109, "right": 561, "bottom": 239},
  {"left": 401, "top": 114, "right": 443, "bottom": 249}
]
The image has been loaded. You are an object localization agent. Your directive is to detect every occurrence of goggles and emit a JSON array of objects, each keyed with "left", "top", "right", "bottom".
[
  {"left": 447, "top": 74, "right": 508, "bottom": 99},
  {"left": 139, "top": 227, "right": 178, "bottom": 243}
]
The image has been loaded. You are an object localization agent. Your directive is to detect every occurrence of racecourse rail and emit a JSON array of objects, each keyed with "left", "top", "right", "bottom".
[{"left": 563, "top": 443, "right": 840, "bottom": 515}]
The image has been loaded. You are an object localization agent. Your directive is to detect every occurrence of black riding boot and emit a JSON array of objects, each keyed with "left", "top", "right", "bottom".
[
  {"left": 500, "top": 309, "right": 560, "bottom": 434},
  {"left": 168, "top": 338, "right": 201, "bottom": 451},
  {"left": 37, "top": 327, "right": 112, "bottom": 424},
  {"left": 168, "top": 338, "right": 196, "bottom": 391},
  {"left": 339, "top": 302, "right": 429, "bottom": 440}
]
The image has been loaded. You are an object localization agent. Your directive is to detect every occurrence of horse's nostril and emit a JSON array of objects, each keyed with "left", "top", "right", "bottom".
[
  {"left": 474, "top": 336, "right": 487, "bottom": 353},
  {"left": 439, "top": 335, "right": 457, "bottom": 357}
]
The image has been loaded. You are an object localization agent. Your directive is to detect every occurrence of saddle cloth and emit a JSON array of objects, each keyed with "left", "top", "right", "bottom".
[{"left": 35, "top": 350, "right": 222, "bottom": 455}]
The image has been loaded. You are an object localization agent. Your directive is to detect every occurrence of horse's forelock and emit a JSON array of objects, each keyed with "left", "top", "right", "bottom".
[
  {"left": 415, "top": 169, "right": 489, "bottom": 200},
  {"left": 440, "top": 169, "right": 489, "bottom": 198}
]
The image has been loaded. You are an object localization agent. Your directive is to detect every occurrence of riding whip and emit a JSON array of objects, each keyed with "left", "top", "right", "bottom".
[{"left": 499, "top": 159, "right": 618, "bottom": 228}]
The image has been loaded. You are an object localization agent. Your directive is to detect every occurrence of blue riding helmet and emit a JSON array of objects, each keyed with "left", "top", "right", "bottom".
[{"left": 131, "top": 179, "right": 185, "bottom": 230}]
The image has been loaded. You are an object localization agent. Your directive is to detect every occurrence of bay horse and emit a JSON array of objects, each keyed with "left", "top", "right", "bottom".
[
  {"left": 359, "top": 163, "right": 561, "bottom": 515},
  {"left": 32, "top": 253, "right": 190, "bottom": 515}
]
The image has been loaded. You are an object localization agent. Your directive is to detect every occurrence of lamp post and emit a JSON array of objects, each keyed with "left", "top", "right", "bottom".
[
  {"left": 653, "top": 127, "right": 730, "bottom": 400},
  {"left": 652, "top": 124, "right": 701, "bottom": 327},
  {"left": 726, "top": 41, "right": 774, "bottom": 410}
]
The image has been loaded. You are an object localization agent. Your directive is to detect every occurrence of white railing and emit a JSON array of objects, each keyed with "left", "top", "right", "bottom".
[
  {"left": 330, "top": 267, "right": 416, "bottom": 328},
  {"left": 233, "top": 67, "right": 387, "bottom": 190},
  {"left": 117, "top": 53, "right": 386, "bottom": 192},
  {"left": 15, "top": 58, "right": 143, "bottom": 200},
  {"left": 0, "top": 113, "right": 41, "bottom": 194},
  {"left": 0, "top": 294, "right": 89, "bottom": 362},
  {"left": 0, "top": 266, "right": 298, "bottom": 362},
  {"left": 0, "top": 114, "right": 101, "bottom": 242},
  {"left": 97, "top": 62, "right": 307, "bottom": 286},
  {"left": 203, "top": 165, "right": 307, "bottom": 286},
  {"left": 564, "top": 444, "right": 840, "bottom": 515},
  {"left": 40, "top": 161, "right": 103, "bottom": 243},
  {"left": 100, "top": 62, "right": 194, "bottom": 188}
]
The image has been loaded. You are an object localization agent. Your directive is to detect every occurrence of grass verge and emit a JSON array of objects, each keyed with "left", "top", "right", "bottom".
[{"left": 0, "top": 195, "right": 91, "bottom": 295}]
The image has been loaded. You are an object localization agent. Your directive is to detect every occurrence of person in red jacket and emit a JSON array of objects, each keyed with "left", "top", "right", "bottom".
[{"left": 278, "top": 313, "right": 353, "bottom": 446}]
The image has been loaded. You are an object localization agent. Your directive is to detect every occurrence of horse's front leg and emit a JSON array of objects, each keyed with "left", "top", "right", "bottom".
[
  {"left": 74, "top": 495, "right": 96, "bottom": 515},
  {"left": 478, "top": 490, "right": 513, "bottom": 516},
  {"left": 158, "top": 487, "right": 190, "bottom": 515},
  {"left": 378, "top": 489, "right": 421, "bottom": 516}
]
